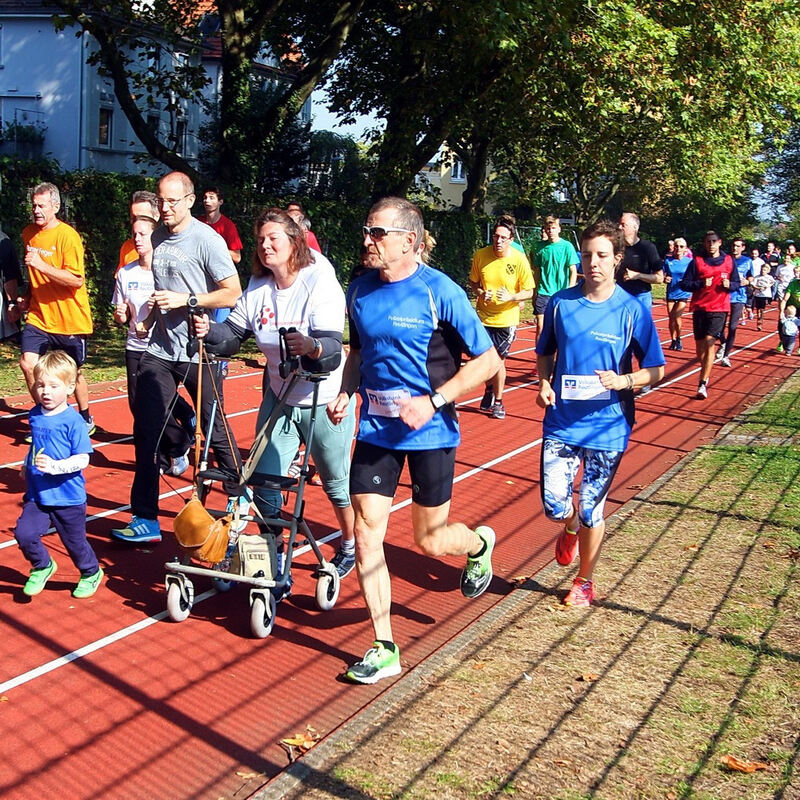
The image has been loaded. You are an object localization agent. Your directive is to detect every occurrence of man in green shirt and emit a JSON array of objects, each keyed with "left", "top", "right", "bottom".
[{"left": 532, "top": 215, "right": 579, "bottom": 343}]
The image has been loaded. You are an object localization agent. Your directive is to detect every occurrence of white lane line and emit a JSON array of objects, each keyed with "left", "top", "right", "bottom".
[
  {"left": 0, "top": 589, "right": 216, "bottom": 694},
  {"left": 0, "top": 370, "right": 264, "bottom": 420},
  {"left": 0, "top": 433, "right": 544, "bottom": 694}
]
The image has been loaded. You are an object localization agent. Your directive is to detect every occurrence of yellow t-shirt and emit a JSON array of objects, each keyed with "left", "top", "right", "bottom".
[
  {"left": 469, "top": 245, "right": 534, "bottom": 327},
  {"left": 23, "top": 221, "right": 93, "bottom": 335}
]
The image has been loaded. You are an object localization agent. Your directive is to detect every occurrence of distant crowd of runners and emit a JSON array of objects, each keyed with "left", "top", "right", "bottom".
[{"left": 2, "top": 178, "right": 798, "bottom": 684}]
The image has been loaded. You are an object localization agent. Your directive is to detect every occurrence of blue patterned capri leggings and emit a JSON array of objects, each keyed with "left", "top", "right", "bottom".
[{"left": 540, "top": 438, "right": 624, "bottom": 529}]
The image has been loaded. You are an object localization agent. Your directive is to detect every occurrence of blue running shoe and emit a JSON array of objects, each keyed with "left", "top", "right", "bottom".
[{"left": 111, "top": 516, "right": 162, "bottom": 543}]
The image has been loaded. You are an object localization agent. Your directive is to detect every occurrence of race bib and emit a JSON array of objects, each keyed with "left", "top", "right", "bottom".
[
  {"left": 366, "top": 388, "right": 411, "bottom": 418},
  {"left": 561, "top": 374, "right": 611, "bottom": 401}
]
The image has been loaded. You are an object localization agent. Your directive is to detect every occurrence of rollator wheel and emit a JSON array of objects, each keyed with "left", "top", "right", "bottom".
[
  {"left": 315, "top": 569, "right": 340, "bottom": 612},
  {"left": 166, "top": 577, "right": 194, "bottom": 622},
  {"left": 250, "top": 592, "right": 276, "bottom": 638}
]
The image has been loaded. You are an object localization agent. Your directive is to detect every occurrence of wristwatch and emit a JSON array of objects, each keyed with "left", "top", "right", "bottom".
[
  {"left": 187, "top": 293, "right": 199, "bottom": 310},
  {"left": 430, "top": 391, "right": 447, "bottom": 410}
]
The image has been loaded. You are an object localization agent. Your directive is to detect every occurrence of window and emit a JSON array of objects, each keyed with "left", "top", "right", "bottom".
[
  {"left": 98, "top": 107, "right": 112, "bottom": 146},
  {"left": 147, "top": 113, "right": 161, "bottom": 136},
  {"left": 451, "top": 159, "right": 466, "bottom": 183},
  {"left": 175, "top": 118, "right": 186, "bottom": 155}
]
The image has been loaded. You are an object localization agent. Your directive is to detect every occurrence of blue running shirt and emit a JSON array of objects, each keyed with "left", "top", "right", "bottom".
[
  {"left": 536, "top": 285, "right": 665, "bottom": 451},
  {"left": 730, "top": 255, "right": 754, "bottom": 305},
  {"left": 347, "top": 264, "right": 492, "bottom": 450},
  {"left": 26, "top": 405, "right": 92, "bottom": 506}
]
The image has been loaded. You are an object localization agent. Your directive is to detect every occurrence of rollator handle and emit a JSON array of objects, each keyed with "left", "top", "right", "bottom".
[{"left": 278, "top": 326, "right": 301, "bottom": 379}]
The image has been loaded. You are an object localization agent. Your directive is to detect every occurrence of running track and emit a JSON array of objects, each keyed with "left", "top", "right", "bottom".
[{"left": 0, "top": 303, "right": 794, "bottom": 799}]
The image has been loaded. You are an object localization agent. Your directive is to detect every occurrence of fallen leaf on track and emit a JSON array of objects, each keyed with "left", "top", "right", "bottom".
[
  {"left": 577, "top": 673, "right": 599, "bottom": 682},
  {"left": 719, "top": 754, "right": 768, "bottom": 773},
  {"left": 553, "top": 759, "right": 571, "bottom": 767},
  {"left": 235, "top": 770, "right": 263, "bottom": 780},
  {"left": 509, "top": 575, "right": 530, "bottom": 586},
  {"left": 762, "top": 540, "right": 777, "bottom": 549}
]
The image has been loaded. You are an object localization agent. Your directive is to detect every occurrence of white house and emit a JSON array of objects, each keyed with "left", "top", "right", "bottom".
[{"left": 0, "top": 2, "right": 308, "bottom": 173}]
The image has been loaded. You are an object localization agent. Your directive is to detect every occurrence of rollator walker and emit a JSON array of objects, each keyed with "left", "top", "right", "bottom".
[{"left": 164, "top": 328, "right": 341, "bottom": 638}]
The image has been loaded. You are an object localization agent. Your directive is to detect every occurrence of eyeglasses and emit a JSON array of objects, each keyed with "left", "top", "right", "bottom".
[
  {"left": 362, "top": 225, "right": 413, "bottom": 240},
  {"left": 156, "top": 193, "right": 193, "bottom": 208},
  {"left": 493, "top": 234, "right": 511, "bottom": 242}
]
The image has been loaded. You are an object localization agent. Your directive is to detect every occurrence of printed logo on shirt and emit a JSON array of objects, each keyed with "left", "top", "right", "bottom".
[
  {"left": 389, "top": 314, "right": 425, "bottom": 330},
  {"left": 257, "top": 306, "right": 276, "bottom": 331},
  {"left": 591, "top": 330, "right": 622, "bottom": 345}
]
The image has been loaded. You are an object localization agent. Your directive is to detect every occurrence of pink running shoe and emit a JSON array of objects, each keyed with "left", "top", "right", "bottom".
[
  {"left": 563, "top": 577, "right": 595, "bottom": 607},
  {"left": 555, "top": 527, "right": 579, "bottom": 566}
]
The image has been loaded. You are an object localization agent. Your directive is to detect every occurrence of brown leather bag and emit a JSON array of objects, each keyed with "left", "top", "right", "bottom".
[{"left": 173, "top": 492, "right": 231, "bottom": 563}]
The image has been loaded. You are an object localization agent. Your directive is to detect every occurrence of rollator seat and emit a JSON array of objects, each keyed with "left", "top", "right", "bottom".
[
  {"left": 197, "top": 467, "right": 241, "bottom": 483},
  {"left": 248, "top": 472, "right": 299, "bottom": 491}
]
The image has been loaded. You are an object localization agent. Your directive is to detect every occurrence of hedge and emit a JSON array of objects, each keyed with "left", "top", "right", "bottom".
[{"left": 1, "top": 156, "right": 493, "bottom": 324}]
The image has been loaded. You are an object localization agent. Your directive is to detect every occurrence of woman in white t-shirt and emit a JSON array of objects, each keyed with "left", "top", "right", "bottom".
[
  {"left": 112, "top": 216, "right": 194, "bottom": 476},
  {"left": 196, "top": 208, "right": 356, "bottom": 579}
]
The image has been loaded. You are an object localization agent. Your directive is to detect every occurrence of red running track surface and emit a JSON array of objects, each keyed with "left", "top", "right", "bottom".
[{"left": 0, "top": 303, "right": 794, "bottom": 799}]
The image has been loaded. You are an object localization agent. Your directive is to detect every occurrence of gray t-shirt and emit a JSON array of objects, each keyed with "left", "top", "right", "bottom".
[{"left": 148, "top": 217, "right": 237, "bottom": 362}]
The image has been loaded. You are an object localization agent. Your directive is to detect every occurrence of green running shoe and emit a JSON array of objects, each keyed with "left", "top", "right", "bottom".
[
  {"left": 345, "top": 642, "right": 401, "bottom": 684},
  {"left": 23, "top": 559, "right": 58, "bottom": 596},
  {"left": 73, "top": 567, "right": 104, "bottom": 599},
  {"left": 461, "top": 526, "right": 495, "bottom": 598}
]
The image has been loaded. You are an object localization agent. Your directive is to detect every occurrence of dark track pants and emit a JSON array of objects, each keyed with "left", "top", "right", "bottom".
[{"left": 130, "top": 353, "right": 241, "bottom": 520}]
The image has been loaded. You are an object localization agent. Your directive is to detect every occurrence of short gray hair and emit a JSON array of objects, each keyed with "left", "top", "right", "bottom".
[
  {"left": 33, "top": 182, "right": 60, "bottom": 207},
  {"left": 368, "top": 197, "right": 424, "bottom": 252}
]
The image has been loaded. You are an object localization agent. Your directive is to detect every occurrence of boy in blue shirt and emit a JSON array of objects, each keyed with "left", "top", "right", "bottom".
[
  {"left": 14, "top": 350, "right": 103, "bottom": 598},
  {"left": 536, "top": 220, "right": 665, "bottom": 607}
]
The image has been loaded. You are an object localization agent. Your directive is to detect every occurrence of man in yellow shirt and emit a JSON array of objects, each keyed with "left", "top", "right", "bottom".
[
  {"left": 18, "top": 183, "right": 95, "bottom": 434},
  {"left": 468, "top": 216, "right": 534, "bottom": 419}
]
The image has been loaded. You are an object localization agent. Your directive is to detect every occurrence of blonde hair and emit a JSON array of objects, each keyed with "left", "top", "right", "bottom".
[
  {"left": 33, "top": 350, "right": 78, "bottom": 386},
  {"left": 420, "top": 229, "right": 437, "bottom": 264}
]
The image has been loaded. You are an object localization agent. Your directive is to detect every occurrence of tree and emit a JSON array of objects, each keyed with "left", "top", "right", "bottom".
[
  {"left": 489, "top": 0, "right": 800, "bottom": 224},
  {"left": 52, "top": 0, "right": 368, "bottom": 185},
  {"left": 323, "top": 0, "right": 544, "bottom": 200}
]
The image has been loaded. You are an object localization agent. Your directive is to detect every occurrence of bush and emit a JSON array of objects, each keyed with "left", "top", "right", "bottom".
[{"left": 1, "top": 159, "right": 490, "bottom": 329}]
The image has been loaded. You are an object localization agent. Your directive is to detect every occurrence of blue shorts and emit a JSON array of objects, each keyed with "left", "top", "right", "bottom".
[
  {"left": 540, "top": 438, "right": 624, "bottom": 528},
  {"left": 484, "top": 325, "right": 516, "bottom": 359},
  {"left": 21, "top": 323, "right": 88, "bottom": 367}
]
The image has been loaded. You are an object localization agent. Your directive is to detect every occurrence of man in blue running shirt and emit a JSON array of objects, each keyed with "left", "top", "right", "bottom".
[{"left": 328, "top": 197, "right": 500, "bottom": 684}]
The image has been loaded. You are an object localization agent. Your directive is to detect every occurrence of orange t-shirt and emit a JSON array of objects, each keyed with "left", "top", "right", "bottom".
[
  {"left": 22, "top": 221, "right": 93, "bottom": 335},
  {"left": 117, "top": 238, "right": 138, "bottom": 273}
]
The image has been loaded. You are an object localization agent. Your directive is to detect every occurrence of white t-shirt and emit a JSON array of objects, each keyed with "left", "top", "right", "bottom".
[
  {"left": 112, "top": 260, "right": 156, "bottom": 353},
  {"left": 226, "top": 256, "right": 345, "bottom": 407}
]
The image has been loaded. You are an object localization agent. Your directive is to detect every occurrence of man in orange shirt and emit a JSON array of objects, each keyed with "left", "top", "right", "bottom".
[{"left": 18, "top": 183, "right": 95, "bottom": 433}]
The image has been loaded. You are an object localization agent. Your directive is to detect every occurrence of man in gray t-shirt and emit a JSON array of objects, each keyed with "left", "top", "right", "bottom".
[{"left": 112, "top": 171, "right": 243, "bottom": 544}]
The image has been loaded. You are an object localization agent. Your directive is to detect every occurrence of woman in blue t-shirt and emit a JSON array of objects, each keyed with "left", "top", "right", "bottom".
[
  {"left": 535, "top": 220, "right": 665, "bottom": 607},
  {"left": 663, "top": 237, "right": 692, "bottom": 350}
]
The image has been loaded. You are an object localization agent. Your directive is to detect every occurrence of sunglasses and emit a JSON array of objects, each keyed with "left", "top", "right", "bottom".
[{"left": 362, "top": 225, "right": 413, "bottom": 240}]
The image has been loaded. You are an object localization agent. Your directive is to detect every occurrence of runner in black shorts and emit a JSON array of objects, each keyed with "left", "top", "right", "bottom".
[
  {"left": 328, "top": 197, "right": 501, "bottom": 685},
  {"left": 679, "top": 231, "right": 740, "bottom": 399},
  {"left": 349, "top": 442, "right": 456, "bottom": 507},
  {"left": 692, "top": 308, "right": 727, "bottom": 341}
]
